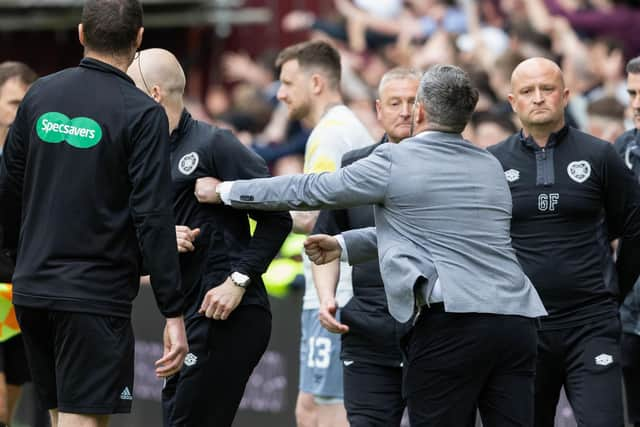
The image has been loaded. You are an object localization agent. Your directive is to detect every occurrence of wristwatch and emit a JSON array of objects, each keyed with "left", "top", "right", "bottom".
[{"left": 230, "top": 271, "right": 251, "bottom": 289}]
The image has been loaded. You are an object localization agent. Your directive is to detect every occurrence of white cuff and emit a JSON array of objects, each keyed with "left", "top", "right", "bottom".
[
  {"left": 217, "top": 181, "right": 234, "bottom": 205},
  {"left": 335, "top": 234, "right": 349, "bottom": 263}
]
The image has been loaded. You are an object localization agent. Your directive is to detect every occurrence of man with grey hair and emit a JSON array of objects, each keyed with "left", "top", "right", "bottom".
[
  {"left": 310, "top": 67, "right": 420, "bottom": 426},
  {"left": 195, "top": 64, "right": 547, "bottom": 426},
  {"left": 615, "top": 55, "right": 640, "bottom": 427}
]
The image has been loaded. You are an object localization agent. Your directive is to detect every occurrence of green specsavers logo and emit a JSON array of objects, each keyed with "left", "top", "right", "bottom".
[{"left": 36, "top": 112, "right": 102, "bottom": 149}]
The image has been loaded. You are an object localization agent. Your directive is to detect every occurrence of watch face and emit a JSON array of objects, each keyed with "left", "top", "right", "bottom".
[{"left": 232, "top": 272, "right": 250, "bottom": 288}]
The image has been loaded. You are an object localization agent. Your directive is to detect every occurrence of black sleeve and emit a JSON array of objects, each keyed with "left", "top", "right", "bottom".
[
  {"left": 601, "top": 144, "right": 640, "bottom": 301},
  {"left": 128, "top": 106, "right": 184, "bottom": 317},
  {"left": 213, "top": 129, "right": 292, "bottom": 277},
  {"left": 0, "top": 104, "right": 28, "bottom": 253}
]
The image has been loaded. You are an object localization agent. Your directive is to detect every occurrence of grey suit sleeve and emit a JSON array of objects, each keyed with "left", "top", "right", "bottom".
[
  {"left": 342, "top": 227, "right": 378, "bottom": 265},
  {"left": 228, "top": 144, "right": 392, "bottom": 210}
]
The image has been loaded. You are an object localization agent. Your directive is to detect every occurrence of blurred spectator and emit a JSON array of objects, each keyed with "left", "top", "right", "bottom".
[
  {"left": 586, "top": 96, "right": 626, "bottom": 143},
  {"left": 468, "top": 110, "right": 518, "bottom": 149}
]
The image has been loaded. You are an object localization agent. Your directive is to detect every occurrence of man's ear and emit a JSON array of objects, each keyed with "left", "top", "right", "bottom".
[
  {"left": 135, "top": 27, "right": 144, "bottom": 50},
  {"left": 415, "top": 102, "right": 425, "bottom": 125},
  {"left": 150, "top": 85, "right": 162, "bottom": 103},
  {"left": 310, "top": 73, "right": 324, "bottom": 96},
  {"left": 507, "top": 93, "right": 517, "bottom": 114},
  {"left": 78, "top": 23, "right": 85, "bottom": 47}
]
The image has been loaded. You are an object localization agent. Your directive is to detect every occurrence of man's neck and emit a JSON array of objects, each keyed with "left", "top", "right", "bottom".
[
  {"left": 308, "top": 93, "right": 343, "bottom": 127},
  {"left": 166, "top": 102, "right": 185, "bottom": 135},
  {"left": 522, "top": 121, "right": 565, "bottom": 148},
  {"left": 84, "top": 49, "right": 133, "bottom": 74}
]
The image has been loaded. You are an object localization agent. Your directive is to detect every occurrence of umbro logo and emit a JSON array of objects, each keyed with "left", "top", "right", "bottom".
[
  {"left": 120, "top": 387, "right": 133, "bottom": 401},
  {"left": 184, "top": 353, "right": 198, "bottom": 367},
  {"left": 595, "top": 353, "right": 613, "bottom": 366}
]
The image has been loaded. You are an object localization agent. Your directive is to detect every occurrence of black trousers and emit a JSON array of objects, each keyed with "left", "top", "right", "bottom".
[
  {"left": 534, "top": 316, "right": 623, "bottom": 427},
  {"left": 162, "top": 305, "right": 271, "bottom": 427},
  {"left": 343, "top": 361, "right": 405, "bottom": 427},
  {"left": 621, "top": 332, "right": 640, "bottom": 426},
  {"left": 404, "top": 305, "right": 537, "bottom": 427}
]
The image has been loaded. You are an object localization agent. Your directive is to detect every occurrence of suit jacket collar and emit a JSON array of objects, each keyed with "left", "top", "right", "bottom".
[{"left": 412, "top": 130, "right": 464, "bottom": 144}]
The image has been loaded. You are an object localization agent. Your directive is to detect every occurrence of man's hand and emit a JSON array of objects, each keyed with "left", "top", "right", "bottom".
[
  {"left": 194, "top": 177, "right": 222, "bottom": 204},
  {"left": 176, "top": 225, "right": 200, "bottom": 253},
  {"left": 304, "top": 234, "right": 342, "bottom": 265},
  {"left": 155, "top": 316, "right": 188, "bottom": 378},
  {"left": 199, "top": 276, "right": 246, "bottom": 320},
  {"left": 319, "top": 297, "right": 349, "bottom": 334}
]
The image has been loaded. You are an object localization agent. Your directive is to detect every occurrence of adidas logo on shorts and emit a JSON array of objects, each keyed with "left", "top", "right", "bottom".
[{"left": 120, "top": 387, "right": 133, "bottom": 401}]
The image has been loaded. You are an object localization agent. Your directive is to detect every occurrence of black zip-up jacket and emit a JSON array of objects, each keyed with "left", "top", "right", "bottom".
[
  {"left": 0, "top": 58, "right": 184, "bottom": 318},
  {"left": 614, "top": 128, "right": 640, "bottom": 183},
  {"left": 313, "top": 137, "right": 404, "bottom": 367},
  {"left": 170, "top": 110, "right": 291, "bottom": 315},
  {"left": 489, "top": 126, "right": 640, "bottom": 329}
]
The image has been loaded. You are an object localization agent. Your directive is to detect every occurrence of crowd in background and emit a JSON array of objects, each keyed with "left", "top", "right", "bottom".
[{"left": 187, "top": 0, "right": 638, "bottom": 180}]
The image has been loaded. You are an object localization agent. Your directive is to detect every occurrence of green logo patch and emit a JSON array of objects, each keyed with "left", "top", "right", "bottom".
[{"left": 36, "top": 112, "right": 102, "bottom": 149}]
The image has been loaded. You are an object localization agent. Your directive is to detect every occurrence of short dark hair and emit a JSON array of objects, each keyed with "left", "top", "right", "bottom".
[
  {"left": 417, "top": 64, "right": 479, "bottom": 133},
  {"left": 470, "top": 111, "right": 518, "bottom": 134},
  {"left": 627, "top": 56, "right": 640, "bottom": 75},
  {"left": 587, "top": 96, "right": 625, "bottom": 120},
  {"left": 276, "top": 40, "right": 341, "bottom": 89},
  {"left": 0, "top": 61, "right": 37, "bottom": 89},
  {"left": 81, "top": 0, "right": 143, "bottom": 56}
]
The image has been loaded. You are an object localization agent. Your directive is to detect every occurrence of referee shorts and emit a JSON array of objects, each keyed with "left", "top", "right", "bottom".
[{"left": 15, "top": 306, "right": 134, "bottom": 414}]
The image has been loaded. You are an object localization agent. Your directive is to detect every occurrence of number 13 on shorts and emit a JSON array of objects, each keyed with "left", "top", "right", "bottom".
[{"left": 307, "top": 337, "right": 332, "bottom": 368}]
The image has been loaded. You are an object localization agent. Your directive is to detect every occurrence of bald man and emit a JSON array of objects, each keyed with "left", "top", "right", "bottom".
[
  {"left": 127, "top": 49, "right": 291, "bottom": 427},
  {"left": 488, "top": 57, "right": 640, "bottom": 427}
]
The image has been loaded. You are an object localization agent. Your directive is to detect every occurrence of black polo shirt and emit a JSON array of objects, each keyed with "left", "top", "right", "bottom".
[{"left": 489, "top": 126, "right": 640, "bottom": 329}]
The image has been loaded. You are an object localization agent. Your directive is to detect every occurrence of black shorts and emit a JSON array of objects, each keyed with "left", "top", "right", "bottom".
[
  {"left": 15, "top": 306, "right": 134, "bottom": 414},
  {"left": 0, "top": 334, "right": 30, "bottom": 386},
  {"left": 343, "top": 361, "right": 405, "bottom": 427}
]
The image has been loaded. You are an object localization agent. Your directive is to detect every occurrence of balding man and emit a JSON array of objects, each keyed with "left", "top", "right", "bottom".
[
  {"left": 488, "top": 57, "right": 640, "bottom": 427},
  {"left": 127, "top": 49, "right": 291, "bottom": 427}
]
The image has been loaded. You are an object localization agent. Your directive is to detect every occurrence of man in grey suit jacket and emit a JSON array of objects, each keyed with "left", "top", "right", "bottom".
[{"left": 195, "top": 64, "right": 547, "bottom": 427}]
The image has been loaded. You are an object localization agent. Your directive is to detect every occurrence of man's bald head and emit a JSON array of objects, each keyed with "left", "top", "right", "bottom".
[
  {"left": 511, "top": 57, "right": 565, "bottom": 91},
  {"left": 127, "top": 48, "right": 185, "bottom": 103},
  {"left": 508, "top": 57, "right": 569, "bottom": 136}
]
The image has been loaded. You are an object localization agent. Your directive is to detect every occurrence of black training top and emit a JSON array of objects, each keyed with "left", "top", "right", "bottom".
[
  {"left": 313, "top": 137, "right": 404, "bottom": 367},
  {"left": 170, "top": 110, "right": 291, "bottom": 315},
  {"left": 0, "top": 58, "right": 184, "bottom": 318},
  {"left": 488, "top": 126, "right": 640, "bottom": 329}
]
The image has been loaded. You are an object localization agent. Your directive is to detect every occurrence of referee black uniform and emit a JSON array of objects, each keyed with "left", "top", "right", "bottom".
[
  {"left": 313, "top": 138, "right": 406, "bottom": 426},
  {"left": 161, "top": 110, "right": 291, "bottom": 427},
  {"left": 0, "top": 58, "right": 185, "bottom": 414},
  {"left": 489, "top": 126, "right": 640, "bottom": 426}
]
